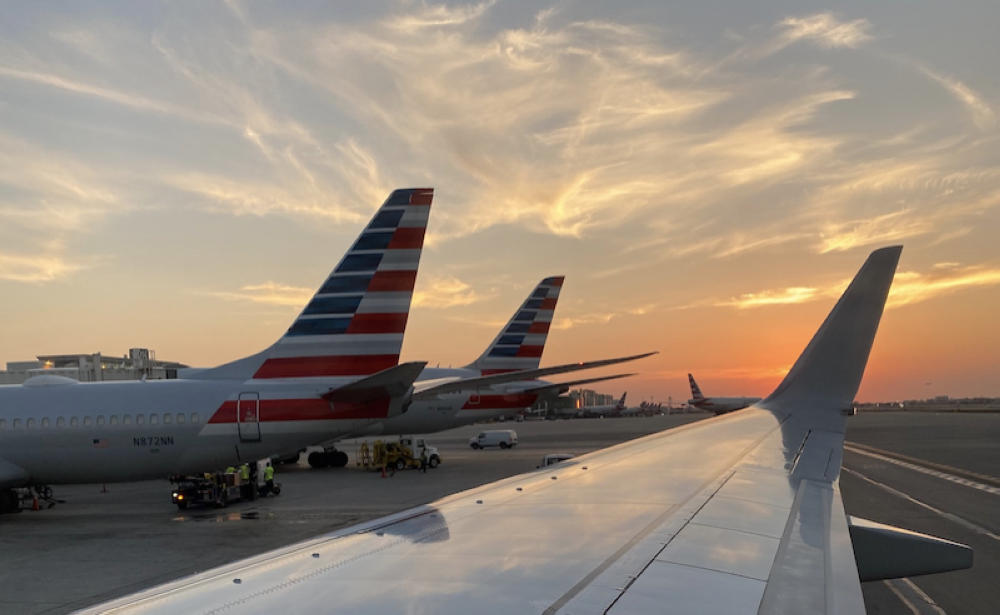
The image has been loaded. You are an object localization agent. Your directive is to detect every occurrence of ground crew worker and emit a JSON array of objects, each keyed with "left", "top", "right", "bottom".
[
  {"left": 225, "top": 465, "right": 235, "bottom": 475},
  {"left": 248, "top": 462, "right": 258, "bottom": 501},
  {"left": 263, "top": 463, "right": 275, "bottom": 495},
  {"left": 419, "top": 450, "right": 428, "bottom": 473},
  {"left": 239, "top": 464, "right": 251, "bottom": 499}
]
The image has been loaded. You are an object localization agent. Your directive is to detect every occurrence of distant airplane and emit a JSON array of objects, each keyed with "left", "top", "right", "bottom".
[
  {"left": 577, "top": 391, "right": 628, "bottom": 416},
  {"left": 620, "top": 400, "right": 664, "bottom": 416},
  {"left": 0, "top": 188, "right": 436, "bottom": 511},
  {"left": 686, "top": 373, "right": 762, "bottom": 415},
  {"left": 76, "top": 245, "right": 974, "bottom": 615}
]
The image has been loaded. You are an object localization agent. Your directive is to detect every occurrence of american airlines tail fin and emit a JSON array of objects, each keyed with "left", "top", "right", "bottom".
[
  {"left": 762, "top": 246, "right": 901, "bottom": 411},
  {"left": 688, "top": 374, "right": 704, "bottom": 401},
  {"left": 465, "top": 276, "right": 564, "bottom": 375},
  {"left": 191, "top": 188, "right": 433, "bottom": 381}
]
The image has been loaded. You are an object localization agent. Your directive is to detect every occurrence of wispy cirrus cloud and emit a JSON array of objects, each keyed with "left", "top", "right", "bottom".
[
  {"left": 889, "top": 265, "right": 1000, "bottom": 307},
  {"left": 413, "top": 275, "right": 486, "bottom": 309},
  {"left": 202, "top": 281, "right": 313, "bottom": 307},
  {"left": 715, "top": 262, "right": 1000, "bottom": 310},
  {"left": 716, "top": 286, "right": 822, "bottom": 309},
  {"left": 916, "top": 64, "right": 996, "bottom": 130},
  {"left": 779, "top": 13, "right": 873, "bottom": 49},
  {"left": 0, "top": 252, "right": 87, "bottom": 282}
]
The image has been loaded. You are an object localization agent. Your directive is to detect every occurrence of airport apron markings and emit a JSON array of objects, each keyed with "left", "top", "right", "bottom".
[{"left": 845, "top": 444, "right": 1000, "bottom": 497}]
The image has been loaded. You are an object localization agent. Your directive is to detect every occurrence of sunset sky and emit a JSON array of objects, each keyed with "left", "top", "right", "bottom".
[{"left": 0, "top": 1, "right": 997, "bottom": 403}]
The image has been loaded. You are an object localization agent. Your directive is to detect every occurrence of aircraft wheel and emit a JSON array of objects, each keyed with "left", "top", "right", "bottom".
[
  {"left": 308, "top": 452, "right": 332, "bottom": 469},
  {"left": 331, "top": 451, "right": 349, "bottom": 467}
]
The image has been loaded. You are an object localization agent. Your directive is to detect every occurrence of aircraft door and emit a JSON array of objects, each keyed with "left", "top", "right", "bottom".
[{"left": 237, "top": 392, "right": 261, "bottom": 442}]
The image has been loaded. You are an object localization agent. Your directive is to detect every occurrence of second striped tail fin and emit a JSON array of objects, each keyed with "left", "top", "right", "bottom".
[{"left": 466, "top": 276, "right": 564, "bottom": 375}]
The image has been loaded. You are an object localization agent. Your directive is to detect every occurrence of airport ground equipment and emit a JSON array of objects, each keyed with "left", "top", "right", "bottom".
[
  {"left": 357, "top": 438, "right": 441, "bottom": 471},
  {"left": 469, "top": 429, "right": 518, "bottom": 449},
  {"left": 170, "top": 471, "right": 244, "bottom": 510}
]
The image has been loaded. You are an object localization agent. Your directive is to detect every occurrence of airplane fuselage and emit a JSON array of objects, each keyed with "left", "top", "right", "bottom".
[
  {"left": 0, "top": 377, "right": 388, "bottom": 487},
  {"left": 687, "top": 396, "right": 762, "bottom": 415}
]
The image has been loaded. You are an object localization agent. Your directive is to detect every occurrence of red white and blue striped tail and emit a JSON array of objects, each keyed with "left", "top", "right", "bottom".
[
  {"left": 688, "top": 373, "right": 704, "bottom": 400},
  {"left": 465, "top": 276, "right": 564, "bottom": 375},
  {"left": 193, "top": 188, "right": 432, "bottom": 381}
]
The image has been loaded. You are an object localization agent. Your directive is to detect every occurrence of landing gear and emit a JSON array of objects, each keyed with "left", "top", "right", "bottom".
[{"left": 307, "top": 449, "right": 349, "bottom": 469}]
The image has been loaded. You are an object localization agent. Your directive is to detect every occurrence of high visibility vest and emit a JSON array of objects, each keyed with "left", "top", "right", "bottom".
[
  {"left": 225, "top": 466, "right": 235, "bottom": 474},
  {"left": 264, "top": 466, "right": 274, "bottom": 481},
  {"left": 240, "top": 465, "right": 250, "bottom": 480}
]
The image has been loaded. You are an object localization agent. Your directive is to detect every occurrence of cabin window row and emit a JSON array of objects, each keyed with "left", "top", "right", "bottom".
[{"left": 0, "top": 413, "right": 200, "bottom": 429}]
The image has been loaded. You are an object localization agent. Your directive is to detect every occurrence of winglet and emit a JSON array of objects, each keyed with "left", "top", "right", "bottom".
[{"left": 762, "top": 246, "right": 901, "bottom": 411}]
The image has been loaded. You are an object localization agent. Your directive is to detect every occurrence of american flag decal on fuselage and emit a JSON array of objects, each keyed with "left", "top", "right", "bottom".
[
  {"left": 468, "top": 276, "right": 564, "bottom": 375},
  {"left": 253, "top": 188, "right": 433, "bottom": 379}
]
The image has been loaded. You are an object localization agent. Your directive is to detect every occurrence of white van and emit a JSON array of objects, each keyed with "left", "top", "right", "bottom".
[{"left": 469, "top": 430, "right": 518, "bottom": 450}]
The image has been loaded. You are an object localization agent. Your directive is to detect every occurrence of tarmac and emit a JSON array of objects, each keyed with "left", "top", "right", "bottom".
[{"left": 1, "top": 411, "right": 997, "bottom": 615}]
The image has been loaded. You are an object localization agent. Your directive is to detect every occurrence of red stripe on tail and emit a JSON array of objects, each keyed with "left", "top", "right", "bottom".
[
  {"left": 369, "top": 270, "right": 417, "bottom": 292},
  {"left": 409, "top": 189, "right": 433, "bottom": 206},
  {"left": 209, "top": 398, "right": 392, "bottom": 423},
  {"left": 387, "top": 227, "right": 426, "bottom": 250},
  {"left": 516, "top": 345, "right": 544, "bottom": 358},
  {"left": 527, "top": 321, "right": 550, "bottom": 334},
  {"left": 346, "top": 313, "right": 408, "bottom": 334},
  {"left": 254, "top": 355, "right": 398, "bottom": 379}
]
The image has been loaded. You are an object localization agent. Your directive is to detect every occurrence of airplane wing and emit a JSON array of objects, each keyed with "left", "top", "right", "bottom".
[
  {"left": 320, "top": 362, "right": 427, "bottom": 404},
  {"left": 513, "top": 372, "right": 636, "bottom": 397},
  {"left": 77, "top": 246, "right": 972, "bottom": 615},
  {"left": 411, "top": 351, "right": 657, "bottom": 400}
]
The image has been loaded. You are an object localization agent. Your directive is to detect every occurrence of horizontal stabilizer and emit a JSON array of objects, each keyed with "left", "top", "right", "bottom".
[
  {"left": 412, "top": 352, "right": 657, "bottom": 399},
  {"left": 322, "top": 362, "right": 427, "bottom": 404},
  {"left": 849, "top": 516, "right": 973, "bottom": 581},
  {"left": 514, "top": 373, "right": 636, "bottom": 396}
]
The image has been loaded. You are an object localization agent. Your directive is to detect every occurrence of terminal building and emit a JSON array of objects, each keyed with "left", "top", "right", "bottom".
[
  {"left": 570, "top": 389, "right": 616, "bottom": 408},
  {"left": 0, "top": 348, "right": 187, "bottom": 385}
]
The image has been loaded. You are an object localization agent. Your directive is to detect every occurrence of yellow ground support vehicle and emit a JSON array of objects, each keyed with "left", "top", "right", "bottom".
[{"left": 356, "top": 438, "right": 441, "bottom": 471}]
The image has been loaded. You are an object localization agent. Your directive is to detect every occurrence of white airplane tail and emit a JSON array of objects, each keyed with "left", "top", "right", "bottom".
[
  {"left": 190, "top": 188, "right": 433, "bottom": 381},
  {"left": 688, "top": 374, "right": 704, "bottom": 401},
  {"left": 465, "top": 276, "right": 564, "bottom": 375},
  {"left": 616, "top": 392, "right": 627, "bottom": 410},
  {"left": 762, "top": 246, "right": 901, "bottom": 411}
]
